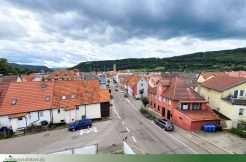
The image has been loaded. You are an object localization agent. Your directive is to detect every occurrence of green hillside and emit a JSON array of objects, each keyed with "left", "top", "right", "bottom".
[{"left": 70, "top": 47, "right": 246, "bottom": 72}]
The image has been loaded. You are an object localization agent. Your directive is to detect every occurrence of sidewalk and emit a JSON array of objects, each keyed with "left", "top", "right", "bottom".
[{"left": 128, "top": 96, "right": 232, "bottom": 154}]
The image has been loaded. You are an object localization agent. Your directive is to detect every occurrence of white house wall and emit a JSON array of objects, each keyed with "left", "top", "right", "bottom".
[
  {"left": 52, "top": 108, "right": 66, "bottom": 123},
  {"left": 136, "top": 77, "right": 148, "bottom": 98},
  {"left": 65, "top": 109, "right": 76, "bottom": 123},
  {"left": 75, "top": 105, "right": 86, "bottom": 120},
  {"left": 10, "top": 117, "right": 27, "bottom": 132},
  {"left": 85, "top": 104, "right": 101, "bottom": 119},
  {"left": 26, "top": 110, "right": 51, "bottom": 126},
  {"left": 0, "top": 116, "right": 10, "bottom": 127}
]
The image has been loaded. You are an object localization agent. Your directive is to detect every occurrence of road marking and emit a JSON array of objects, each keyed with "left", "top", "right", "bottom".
[
  {"left": 112, "top": 105, "right": 121, "bottom": 119},
  {"left": 80, "top": 127, "right": 97, "bottom": 135},
  {"left": 126, "top": 98, "right": 138, "bottom": 111},
  {"left": 126, "top": 127, "right": 130, "bottom": 132},
  {"left": 150, "top": 121, "right": 198, "bottom": 154},
  {"left": 122, "top": 121, "right": 125, "bottom": 125},
  {"left": 132, "top": 136, "right": 137, "bottom": 143}
]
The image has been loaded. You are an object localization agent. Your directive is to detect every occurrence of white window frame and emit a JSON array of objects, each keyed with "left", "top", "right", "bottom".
[
  {"left": 239, "top": 90, "right": 244, "bottom": 97},
  {"left": 168, "top": 99, "right": 171, "bottom": 106},
  {"left": 61, "top": 96, "right": 66, "bottom": 100},
  {"left": 39, "top": 111, "right": 44, "bottom": 117},
  {"left": 162, "top": 97, "right": 166, "bottom": 103}
]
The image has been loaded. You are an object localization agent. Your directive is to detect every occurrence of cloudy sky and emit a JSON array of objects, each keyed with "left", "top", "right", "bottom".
[{"left": 1, "top": 0, "right": 246, "bottom": 67}]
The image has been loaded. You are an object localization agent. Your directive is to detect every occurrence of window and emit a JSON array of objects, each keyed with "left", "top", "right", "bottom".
[
  {"left": 158, "top": 86, "right": 160, "bottom": 91},
  {"left": 158, "top": 105, "right": 160, "bottom": 111},
  {"left": 76, "top": 106, "right": 79, "bottom": 110},
  {"left": 11, "top": 99, "right": 17, "bottom": 105},
  {"left": 18, "top": 117, "right": 22, "bottom": 121},
  {"left": 71, "top": 94, "right": 76, "bottom": 99},
  {"left": 234, "top": 90, "right": 238, "bottom": 98},
  {"left": 141, "top": 84, "right": 143, "bottom": 86},
  {"left": 61, "top": 96, "right": 66, "bottom": 100},
  {"left": 45, "top": 96, "right": 50, "bottom": 102},
  {"left": 39, "top": 111, "right": 44, "bottom": 117},
  {"left": 154, "top": 95, "right": 156, "bottom": 99},
  {"left": 154, "top": 103, "right": 156, "bottom": 109},
  {"left": 168, "top": 99, "right": 171, "bottom": 106},
  {"left": 239, "top": 108, "right": 244, "bottom": 115},
  {"left": 58, "top": 109, "right": 60, "bottom": 113},
  {"left": 162, "top": 97, "right": 166, "bottom": 103},
  {"left": 239, "top": 90, "right": 244, "bottom": 97},
  {"left": 181, "top": 103, "right": 189, "bottom": 110},
  {"left": 192, "top": 103, "right": 201, "bottom": 110}
]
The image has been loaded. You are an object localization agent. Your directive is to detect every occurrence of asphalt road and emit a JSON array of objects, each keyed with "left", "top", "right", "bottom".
[{"left": 111, "top": 84, "right": 211, "bottom": 154}]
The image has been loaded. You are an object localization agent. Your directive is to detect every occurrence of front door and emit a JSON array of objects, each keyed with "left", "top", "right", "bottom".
[
  {"left": 162, "top": 108, "right": 165, "bottom": 118},
  {"left": 167, "top": 110, "right": 172, "bottom": 120}
]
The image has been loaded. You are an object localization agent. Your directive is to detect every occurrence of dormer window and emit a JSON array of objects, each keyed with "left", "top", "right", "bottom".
[
  {"left": 11, "top": 99, "right": 17, "bottom": 105},
  {"left": 71, "top": 94, "right": 76, "bottom": 99},
  {"left": 61, "top": 96, "right": 66, "bottom": 100},
  {"left": 45, "top": 96, "right": 50, "bottom": 102}
]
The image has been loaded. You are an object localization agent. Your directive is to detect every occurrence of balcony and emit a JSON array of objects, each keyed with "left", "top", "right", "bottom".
[{"left": 221, "top": 95, "right": 246, "bottom": 105}]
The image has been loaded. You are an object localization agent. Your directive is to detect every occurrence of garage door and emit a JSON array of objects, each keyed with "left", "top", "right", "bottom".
[{"left": 86, "top": 104, "right": 101, "bottom": 119}]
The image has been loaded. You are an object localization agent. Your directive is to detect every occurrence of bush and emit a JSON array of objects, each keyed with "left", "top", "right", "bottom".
[
  {"left": 140, "top": 107, "right": 147, "bottom": 114},
  {"left": 230, "top": 128, "right": 246, "bottom": 138},
  {"left": 141, "top": 97, "right": 149, "bottom": 107}
]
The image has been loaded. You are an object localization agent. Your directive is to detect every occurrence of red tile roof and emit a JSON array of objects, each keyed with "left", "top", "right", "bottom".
[
  {"left": 52, "top": 80, "right": 102, "bottom": 110},
  {"left": 0, "top": 82, "right": 55, "bottom": 116},
  {"left": 176, "top": 109, "right": 220, "bottom": 121},
  {"left": 161, "top": 77, "right": 205, "bottom": 101},
  {"left": 201, "top": 76, "right": 246, "bottom": 92},
  {"left": 99, "top": 89, "right": 110, "bottom": 103},
  {"left": 48, "top": 70, "right": 80, "bottom": 80},
  {"left": 0, "top": 80, "right": 109, "bottom": 116},
  {"left": 200, "top": 72, "right": 226, "bottom": 79},
  {"left": 128, "top": 75, "right": 141, "bottom": 88}
]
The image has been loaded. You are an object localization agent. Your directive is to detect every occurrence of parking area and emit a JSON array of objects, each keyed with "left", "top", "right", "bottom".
[
  {"left": 0, "top": 120, "right": 123, "bottom": 154},
  {"left": 195, "top": 131, "right": 246, "bottom": 154}
]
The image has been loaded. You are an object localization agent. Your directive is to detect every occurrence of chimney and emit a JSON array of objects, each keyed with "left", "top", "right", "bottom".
[
  {"left": 41, "top": 81, "right": 46, "bottom": 90},
  {"left": 84, "top": 80, "right": 87, "bottom": 87}
]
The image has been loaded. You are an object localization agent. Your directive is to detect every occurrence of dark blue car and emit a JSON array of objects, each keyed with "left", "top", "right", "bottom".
[{"left": 68, "top": 119, "right": 92, "bottom": 131}]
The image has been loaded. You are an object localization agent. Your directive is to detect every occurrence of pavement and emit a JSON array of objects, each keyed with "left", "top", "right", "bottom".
[
  {"left": 0, "top": 120, "right": 123, "bottom": 154},
  {"left": 111, "top": 85, "right": 211, "bottom": 154}
]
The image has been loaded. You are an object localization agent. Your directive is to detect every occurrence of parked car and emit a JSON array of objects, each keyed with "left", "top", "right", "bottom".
[
  {"left": 115, "top": 89, "right": 118, "bottom": 91},
  {"left": 68, "top": 119, "right": 92, "bottom": 131},
  {"left": 154, "top": 119, "right": 174, "bottom": 131},
  {"left": 120, "top": 91, "right": 125, "bottom": 93}
]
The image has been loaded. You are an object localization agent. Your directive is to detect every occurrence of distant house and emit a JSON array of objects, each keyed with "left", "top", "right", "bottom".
[
  {"left": 127, "top": 75, "right": 148, "bottom": 98},
  {"left": 0, "top": 80, "right": 110, "bottom": 132},
  {"left": 0, "top": 75, "right": 22, "bottom": 83},
  {"left": 198, "top": 71, "right": 246, "bottom": 84},
  {"left": 47, "top": 69, "right": 81, "bottom": 81},
  {"left": 199, "top": 76, "right": 246, "bottom": 129},
  {"left": 148, "top": 77, "right": 220, "bottom": 131},
  {"left": 99, "top": 75, "right": 107, "bottom": 89}
]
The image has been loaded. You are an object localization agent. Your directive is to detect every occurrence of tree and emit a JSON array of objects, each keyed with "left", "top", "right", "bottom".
[
  {"left": 139, "top": 89, "right": 144, "bottom": 98},
  {"left": 141, "top": 97, "right": 149, "bottom": 108}
]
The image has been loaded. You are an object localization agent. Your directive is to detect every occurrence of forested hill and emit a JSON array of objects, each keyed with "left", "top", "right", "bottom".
[
  {"left": 10, "top": 63, "right": 53, "bottom": 72},
  {"left": 0, "top": 58, "right": 53, "bottom": 75},
  {"left": 70, "top": 47, "right": 246, "bottom": 72}
]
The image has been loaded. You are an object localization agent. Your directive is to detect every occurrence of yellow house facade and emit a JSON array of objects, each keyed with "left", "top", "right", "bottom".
[{"left": 198, "top": 76, "right": 246, "bottom": 129}]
